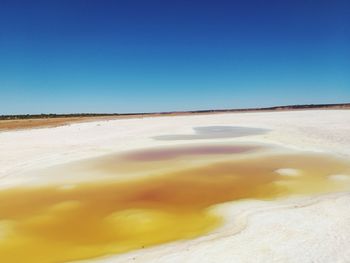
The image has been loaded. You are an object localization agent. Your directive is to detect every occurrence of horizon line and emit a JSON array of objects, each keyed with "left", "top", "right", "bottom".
[{"left": 1, "top": 102, "right": 350, "bottom": 119}]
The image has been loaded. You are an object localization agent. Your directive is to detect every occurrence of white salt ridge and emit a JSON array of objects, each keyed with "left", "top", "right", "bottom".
[
  {"left": 58, "top": 184, "right": 77, "bottom": 190},
  {"left": 275, "top": 168, "right": 301, "bottom": 177},
  {"left": 328, "top": 174, "right": 350, "bottom": 181}
]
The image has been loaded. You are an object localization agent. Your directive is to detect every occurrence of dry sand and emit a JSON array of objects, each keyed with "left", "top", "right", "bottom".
[{"left": 1, "top": 110, "right": 350, "bottom": 262}]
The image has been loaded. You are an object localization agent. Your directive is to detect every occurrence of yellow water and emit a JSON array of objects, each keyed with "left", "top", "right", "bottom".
[{"left": 0, "top": 145, "right": 350, "bottom": 263}]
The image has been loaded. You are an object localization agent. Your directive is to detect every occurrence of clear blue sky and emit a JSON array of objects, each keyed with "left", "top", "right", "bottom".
[{"left": 0, "top": 0, "right": 349, "bottom": 114}]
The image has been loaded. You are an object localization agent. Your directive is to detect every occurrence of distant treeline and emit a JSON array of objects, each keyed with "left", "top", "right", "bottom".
[
  {"left": 183, "top": 103, "right": 350, "bottom": 114},
  {"left": 0, "top": 113, "right": 138, "bottom": 120},
  {"left": 1, "top": 103, "right": 349, "bottom": 120}
]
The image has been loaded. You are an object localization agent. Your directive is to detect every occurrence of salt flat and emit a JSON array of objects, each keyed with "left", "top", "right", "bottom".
[{"left": 1, "top": 110, "right": 350, "bottom": 262}]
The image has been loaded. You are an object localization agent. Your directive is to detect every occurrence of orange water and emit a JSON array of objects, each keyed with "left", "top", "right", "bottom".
[{"left": 0, "top": 145, "right": 350, "bottom": 262}]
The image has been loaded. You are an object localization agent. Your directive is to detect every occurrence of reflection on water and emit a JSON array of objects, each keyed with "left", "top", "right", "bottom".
[
  {"left": 0, "top": 144, "right": 350, "bottom": 263},
  {"left": 153, "top": 126, "right": 268, "bottom": 140}
]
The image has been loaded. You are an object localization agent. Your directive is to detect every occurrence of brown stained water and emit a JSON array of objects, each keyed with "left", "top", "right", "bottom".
[{"left": 1, "top": 144, "right": 350, "bottom": 263}]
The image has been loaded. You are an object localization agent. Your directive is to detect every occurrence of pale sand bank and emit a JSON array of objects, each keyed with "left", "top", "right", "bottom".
[{"left": 1, "top": 110, "right": 350, "bottom": 262}]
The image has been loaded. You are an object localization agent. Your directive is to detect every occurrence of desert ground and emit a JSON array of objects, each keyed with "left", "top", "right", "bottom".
[{"left": 1, "top": 110, "right": 350, "bottom": 263}]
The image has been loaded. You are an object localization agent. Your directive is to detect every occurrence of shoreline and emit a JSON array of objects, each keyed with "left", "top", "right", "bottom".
[{"left": 83, "top": 190, "right": 350, "bottom": 263}]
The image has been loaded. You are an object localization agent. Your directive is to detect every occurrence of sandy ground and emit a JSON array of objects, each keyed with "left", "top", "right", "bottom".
[
  {"left": 1, "top": 110, "right": 350, "bottom": 262},
  {"left": 0, "top": 114, "right": 157, "bottom": 131}
]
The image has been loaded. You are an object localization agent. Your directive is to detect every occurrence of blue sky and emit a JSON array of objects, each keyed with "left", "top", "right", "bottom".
[{"left": 0, "top": 0, "right": 349, "bottom": 114}]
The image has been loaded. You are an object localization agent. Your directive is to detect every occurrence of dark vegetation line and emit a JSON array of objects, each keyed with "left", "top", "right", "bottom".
[{"left": 1, "top": 103, "right": 350, "bottom": 120}]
